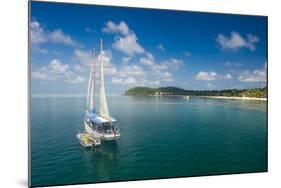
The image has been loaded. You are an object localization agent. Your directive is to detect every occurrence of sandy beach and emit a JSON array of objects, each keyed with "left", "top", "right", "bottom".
[{"left": 196, "top": 96, "right": 267, "bottom": 101}]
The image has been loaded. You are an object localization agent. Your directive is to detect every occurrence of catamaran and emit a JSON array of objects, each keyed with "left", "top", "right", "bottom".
[{"left": 84, "top": 39, "right": 120, "bottom": 141}]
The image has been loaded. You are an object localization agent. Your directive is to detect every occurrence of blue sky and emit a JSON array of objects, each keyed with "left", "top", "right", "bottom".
[{"left": 30, "top": 1, "right": 267, "bottom": 95}]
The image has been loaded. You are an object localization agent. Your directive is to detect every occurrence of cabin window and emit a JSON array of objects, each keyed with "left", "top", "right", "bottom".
[
  {"left": 92, "top": 123, "right": 97, "bottom": 130},
  {"left": 97, "top": 125, "right": 102, "bottom": 133},
  {"left": 102, "top": 123, "right": 113, "bottom": 134}
]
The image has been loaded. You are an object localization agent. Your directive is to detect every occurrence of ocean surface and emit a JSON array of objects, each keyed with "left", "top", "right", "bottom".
[{"left": 30, "top": 96, "right": 267, "bottom": 187}]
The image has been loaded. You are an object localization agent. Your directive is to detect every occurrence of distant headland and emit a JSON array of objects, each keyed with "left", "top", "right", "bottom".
[{"left": 124, "top": 86, "right": 267, "bottom": 101}]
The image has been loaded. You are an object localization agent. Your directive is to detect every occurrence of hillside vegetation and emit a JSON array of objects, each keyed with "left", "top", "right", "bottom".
[{"left": 124, "top": 86, "right": 267, "bottom": 98}]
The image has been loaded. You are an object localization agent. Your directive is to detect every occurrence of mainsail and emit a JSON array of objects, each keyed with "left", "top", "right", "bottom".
[
  {"left": 87, "top": 49, "right": 96, "bottom": 111},
  {"left": 86, "top": 65, "right": 92, "bottom": 110},
  {"left": 99, "top": 39, "right": 110, "bottom": 119}
]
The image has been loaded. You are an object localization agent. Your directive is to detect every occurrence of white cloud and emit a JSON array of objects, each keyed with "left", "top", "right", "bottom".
[
  {"left": 66, "top": 75, "right": 86, "bottom": 84},
  {"left": 223, "top": 73, "right": 233, "bottom": 80},
  {"left": 30, "top": 21, "right": 47, "bottom": 44},
  {"left": 98, "top": 50, "right": 118, "bottom": 76},
  {"left": 145, "top": 52, "right": 154, "bottom": 59},
  {"left": 32, "top": 59, "right": 72, "bottom": 80},
  {"left": 73, "top": 49, "right": 117, "bottom": 75},
  {"left": 110, "top": 53, "right": 167, "bottom": 86},
  {"left": 140, "top": 54, "right": 184, "bottom": 72},
  {"left": 195, "top": 71, "right": 233, "bottom": 81},
  {"left": 31, "top": 59, "right": 86, "bottom": 84},
  {"left": 49, "top": 29, "right": 82, "bottom": 48},
  {"left": 122, "top": 56, "right": 131, "bottom": 63},
  {"left": 153, "top": 64, "right": 168, "bottom": 71},
  {"left": 111, "top": 64, "right": 146, "bottom": 85},
  {"left": 207, "top": 83, "right": 216, "bottom": 89},
  {"left": 225, "top": 61, "right": 243, "bottom": 68},
  {"left": 102, "top": 20, "right": 179, "bottom": 84},
  {"left": 157, "top": 44, "right": 165, "bottom": 51},
  {"left": 140, "top": 53, "right": 155, "bottom": 66},
  {"left": 73, "top": 64, "right": 82, "bottom": 72},
  {"left": 74, "top": 49, "right": 95, "bottom": 66},
  {"left": 102, "top": 21, "right": 130, "bottom": 36},
  {"left": 119, "top": 65, "right": 145, "bottom": 77},
  {"left": 162, "top": 58, "right": 184, "bottom": 70},
  {"left": 111, "top": 77, "right": 137, "bottom": 85},
  {"left": 31, "top": 70, "right": 53, "bottom": 80},
  {"left": 216, "top": 31, "right": 259, "bottom": 51},
  {"left": 85, "top": 27, "right": 95, "bottom": 33},
  {"left": 238, "top": 69, "right": 266, "bottom": 82},
  {"left": 149, "top": 80, "right": 160, "bottom": 86},
  {"left": 184, "top": 51, "right": 192, "bottom": 57},
  {"left": 123, "top": 77, "right": 137, "bottom": 84},
  {"left": 102, "top": 20, "right": 144, "bottom": 56},
  {"left": 113, "top": 33, "right": 145, "bottom": 55},
  {"left": 161, "top": 72, "right": 174, "bottom": 82},
  {"left": 104, "top": 63, "right": 118, "bottom": 76},
  {"left": 139, "top": 52, "right": 167, "bottom": 71},
  {"left": 139, "top": 53, "right": 181, "bottom": 82},
  {"left": 111, "top": 77, "right": 123, "bottom": 84},
  {"left": 48, "top": 59, "right": 71, "bottom": 75},
  {"left": 30, "top": 21, "right": 49, "bottom": 54},
  {"left": 32, "top": 45, "right": 49, "bottom": 54},
  {"left": 195, "top": 71, "right": 218, "bottom": 81},
  {"left": 30, "top": 20, "right": 83, "bottom": 50}
]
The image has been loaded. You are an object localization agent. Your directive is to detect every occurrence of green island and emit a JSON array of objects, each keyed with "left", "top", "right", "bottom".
[{"left": 124, "top": 86, "right": 267, "bottom": 98}]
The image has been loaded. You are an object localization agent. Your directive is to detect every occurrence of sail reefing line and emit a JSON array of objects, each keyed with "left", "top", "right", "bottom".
[{"left": 99, "top": 39, "right": 110, "bottom": 120}]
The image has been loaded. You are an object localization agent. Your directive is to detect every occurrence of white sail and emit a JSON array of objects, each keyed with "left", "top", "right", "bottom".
[
  {"left": 89, "top": 49, "right": 96, "bottom": 111},
  {"left": 99, "top": 39, "right": 110, "bottom": 119},
  {"left": 87, "top": 48, "right": 96, "bottom": 111},
  {"left": 86, "top": 67, "right": 92, "bottom": 110},
  {"left": 89, "top": 73, "right": 94, "bottom": 111}
]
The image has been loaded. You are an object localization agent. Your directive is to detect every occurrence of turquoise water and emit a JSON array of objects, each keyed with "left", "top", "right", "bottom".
[{"left": 30, "top": 96, "right": 267, "bottom": 187}]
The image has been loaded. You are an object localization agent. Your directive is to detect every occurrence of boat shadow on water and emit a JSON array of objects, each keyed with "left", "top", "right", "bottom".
[
  {"left": 78, "top": 141, "right": 120, "bottom": 181},
  {"left": 95, "top": 141, "right": 120, "bottom": 159}
]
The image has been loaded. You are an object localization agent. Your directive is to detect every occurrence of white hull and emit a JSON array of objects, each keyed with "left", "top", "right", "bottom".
[{"left": 84, "top": 119, "right": 120, "bottom": 141}]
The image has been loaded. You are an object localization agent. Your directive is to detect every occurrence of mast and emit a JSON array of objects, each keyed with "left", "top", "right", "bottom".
[{"left": 99, "top": 38, "right": 110, "bottom": 119}]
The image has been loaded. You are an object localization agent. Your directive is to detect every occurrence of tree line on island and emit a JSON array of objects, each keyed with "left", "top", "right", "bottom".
[{"left": 124, "top": 86, "right": 267, "bottom": 98}]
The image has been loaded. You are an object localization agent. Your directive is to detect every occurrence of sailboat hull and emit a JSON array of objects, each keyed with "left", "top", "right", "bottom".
[{"left": 84, "top": 119, "right": 120, "bottom": 141}]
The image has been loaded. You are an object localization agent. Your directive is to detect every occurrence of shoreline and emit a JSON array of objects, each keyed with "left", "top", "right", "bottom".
[
  {"left": 195, "top": 95, "right": 267, "bottom": 101},
  {"left": 147, "top": 94, "right": 267, "bottom": 101},
  {"left": 32, "top": 94, "right": 267, "bottom": 101}
]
